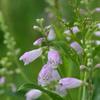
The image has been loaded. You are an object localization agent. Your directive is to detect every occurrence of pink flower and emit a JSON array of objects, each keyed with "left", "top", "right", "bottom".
[
  {"left": 48, "top": 49, "right": 62, "bottom": 67},
  {"left": 33, "top": 37, "right": 45, "bottom": 46},
  {"left": 19, "top": 48, "right": 43, "bottom": 65},
  {"left": 0, "top": 77, "right": 5, "bottom": 85},
  {"left": 70, "top": 42, "right": 83, "bottom": 54},
  {"left": 25, "top": 89, "right": 42, "bottom": 100},
  {"left": 38, "top": 64, "right": 60, "bottom": 86},
  {"left": 56, "top": 78, "right": 83, "bottom": 96}
]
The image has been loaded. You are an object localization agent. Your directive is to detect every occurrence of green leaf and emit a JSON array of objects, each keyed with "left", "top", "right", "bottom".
[{"left": 16, "top": 83, "right": 64, "bottom": 100}]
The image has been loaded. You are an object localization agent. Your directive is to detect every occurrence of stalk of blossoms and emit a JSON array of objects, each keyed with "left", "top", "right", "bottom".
[{"left": 82, "top": 41, "right": 94, "bottom": 100}]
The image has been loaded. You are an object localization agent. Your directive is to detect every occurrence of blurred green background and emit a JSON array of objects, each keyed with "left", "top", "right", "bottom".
[{"left": 0, "top": 0, "right": 100, "bottom": 100}]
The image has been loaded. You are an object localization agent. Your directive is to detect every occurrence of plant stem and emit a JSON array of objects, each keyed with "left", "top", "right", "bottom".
[{"left": 82, "top": 72, "right": 87, "bottom": 100}]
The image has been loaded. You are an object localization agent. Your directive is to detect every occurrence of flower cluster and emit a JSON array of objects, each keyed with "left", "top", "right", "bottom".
[{"left": 20, "top": 18, "right": 84, "bottom": 100}]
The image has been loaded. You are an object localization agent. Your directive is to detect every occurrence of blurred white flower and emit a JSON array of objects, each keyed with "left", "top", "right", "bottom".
[
  {"left": 95, "top": 40, "right": 100, "bottom": 45},
  {"left": 94, "top": 31, "right": 100, "bottom": 36},
  {"left": 64, "top": 30, "right": 71, "bottom": 35},
  {"left": 95, "top": 7, "right": 100, "bottom": 12}
]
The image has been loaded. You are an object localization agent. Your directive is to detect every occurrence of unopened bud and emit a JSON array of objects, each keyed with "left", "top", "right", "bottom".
[
  {"left": 33, "top": 26, "right": 41, "bottom": 31},
  {"left": 80, "top": 65, "right": 87, "bottom": 71}
]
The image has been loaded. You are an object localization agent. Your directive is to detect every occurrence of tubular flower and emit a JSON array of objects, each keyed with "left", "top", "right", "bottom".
[
  {"left": 70, "top": 42, "right": 83, "bottom": 54},
  {"left": 47, "top": 28, "right": 56, "bottom": 41},
  {"left": 56, "top": 78, "right": 83, "bottom": 96},
  {"left": 19, "top": 48, "right": 43, "bottom": 65},
  {"left": 48, "top": 49, "right": 62, "bottom": 67},
  {"left": 33, "top": 37, "right": 45, "bottom": 46},
  {"left": 38, "top": 64, "right": 60, "bottom": 86},
  {"left": 25, "top": 89, "right": 42, "bottom": 100}
]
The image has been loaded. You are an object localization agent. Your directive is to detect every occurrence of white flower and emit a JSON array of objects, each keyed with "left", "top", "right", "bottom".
[
  {"left": 47, "top": 28, "right": 56, "bottom": 41},
  {"left": 26, "top": 89, "right": 42, "bottom": 100},
  {"left": 64, "top": 30, "right": 71, "bottom": 35},
  {"left": 97, "top": 23, "right": 100, "bottom": 29},
  {"left": 19, "top": 48, "right": 43, "bottom": 65},
  {"left": 95, "top": 40, "right": 100, "bottom": 45}
]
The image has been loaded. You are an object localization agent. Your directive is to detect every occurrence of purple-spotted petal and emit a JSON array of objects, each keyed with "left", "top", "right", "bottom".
[
  {"left": 58, "top": 78, "right": 83, "bottom": 90},
  {"left": 38, "top": 64, "right": 60, "bottom": 86}
]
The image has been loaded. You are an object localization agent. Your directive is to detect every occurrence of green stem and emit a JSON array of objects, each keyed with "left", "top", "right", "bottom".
[{"left": 82, "top": 72, "right": 87, "bottom": 100}]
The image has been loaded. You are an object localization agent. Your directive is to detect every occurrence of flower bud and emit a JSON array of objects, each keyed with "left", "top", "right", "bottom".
[
  {"left": 33, "top": 26, "right": 41, "bottom": 31},
  {"left": 80, "top": 65, "right": 87, "bottom": 71},
  {"left": 33, "top": 37, "right": 45, "bottom": 46},
  {"left": 36, "top": 18, "right": 44, "bottom": 25}
]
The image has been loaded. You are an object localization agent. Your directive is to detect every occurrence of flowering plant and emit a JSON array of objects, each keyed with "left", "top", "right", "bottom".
[
  {"left": 0, "top": 0, "right": 100, "bottom": 100},
  {"left": 18, "top": 1, "right": 100, "bottom": 98}
]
